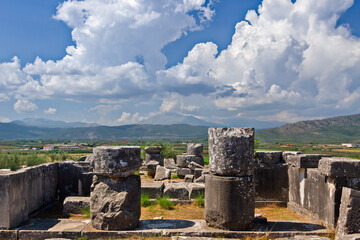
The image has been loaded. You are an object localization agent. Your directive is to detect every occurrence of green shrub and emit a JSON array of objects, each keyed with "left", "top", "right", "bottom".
[
  {"left": 171, "top": 174, "right": 179, "bottom": 179},
  {"left": 194, "top": 193, "right": 204, "bottom": 207},
  {"left": 157, "top": 196, "right": 174, "bottom": 210},
  {"left": 141, "top": 193, "right": 153, "bottom": 207},
  {"left": 80, "top": 206, "right": 90, "bottom": 218},
  {"left": 26, "top": 154, "right": 47, "bottom": 167}
]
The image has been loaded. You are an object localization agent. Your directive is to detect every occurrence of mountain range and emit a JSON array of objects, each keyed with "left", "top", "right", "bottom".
[{"left": 1, "top": 113, "right": 359, "bottom": 142}]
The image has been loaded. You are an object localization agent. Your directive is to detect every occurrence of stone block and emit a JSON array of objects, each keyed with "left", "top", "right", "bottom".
[
  {"left": 285, "top": 154, "right": 329, "bottom": 168},
  {"left": 147, "top": 160, "right": 159, "bottom": 178},
  {"left": 58, "top": 161, "right": 85, "bottom": 199},
  {"left": 154, "top": 166, "right": 171, "bottom": 181},
  {"left": 193, "top": 168, "right": 203, "bottom": 179},
  {"left": 77, "top": 155, "right": 88, "bottom": 161},
  {"left": 145, "top": 146, "right": 162, "bottom": 154},
  {"left": 336, "top": 187, "right": 360, "bottom": 236},
  {"left": 145, "top": 153, "right": 164, "bottom": 166},
  {"left": 164, "top": 158, "right": 176, "bottom": 169},
  {"left": 163, "top": 182, "right": 190, "bottom": 200},
  {"left": 194, "top": 175, "right": 205, "bottom": 183},
  {"left": 188, "top": 162, "right": 204, "bottom": 171},
  {"left": 319, "top": 157, "right": 360, "bottom": 178},
  {"left": 90, "top": 175, "right": 141, "bottom": 230},
  {"left": 208, "top": 127, "right": 254, "bottom": 176},
  {"left": 184, "top": 174, "right": 194, "bottom": 182},
  {"left": 282, "top": 151, "right": 302, "bottom": 162},
  {"left": 141, "top": 181, "right": 164, "bottom": 198},
  {"left": 26, "top": 166, "right": 45, "bottom": 214},
  {"left": 205, "top": 174, "right": 255, "bottom": 230},
  {"left": 176, "top": 155, "right": 203, "bottom": 168},
  {"left": 255, "top": 151, "right": 283, "bottom": 166},
  {"left": 176, "top": 167, "right": 192, "bottom": 178},
  {"left": 42, "top": 163, "right": 59, "bottom": 204},
  {"left": 255, "top": 164, "right": 289, "bottom": 201},
  {"left": 187, "top": 143, "right": 203, "bottom": 156},
  {"left": 63, "top": 196, "right": 90, "bottom": 217},
  {"left": 188, "top": 183, "right": 205, "bottom": 199}
]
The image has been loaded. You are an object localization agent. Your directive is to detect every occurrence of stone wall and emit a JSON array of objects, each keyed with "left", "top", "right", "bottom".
[{"left": 0, "top": 163, "right": 59, "bottom": 229}]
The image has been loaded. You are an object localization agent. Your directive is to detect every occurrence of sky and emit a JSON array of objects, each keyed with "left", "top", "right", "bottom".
[{"left": 0, "top": 0, "right": 360, "bottom": 128}]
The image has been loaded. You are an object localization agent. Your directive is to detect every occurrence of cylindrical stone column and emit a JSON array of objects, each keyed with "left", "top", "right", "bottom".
[
  {"left": 91, "top": 146, "right": 142, "bottom": 230},
  {"left": 145, "top": 146, "right": 163, "bottom": 165},
  {"left": 205, "top": 127, "right": 255, "bottom": 230}
]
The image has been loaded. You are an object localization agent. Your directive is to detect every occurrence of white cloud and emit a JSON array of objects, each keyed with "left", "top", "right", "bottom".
[
  {"left": 44, "top": 107, "right": 56, "bottom": 114},
  {"left": 0, "top": 117, "right": 11, "bottom": 123},
  {"left": 117, "top": 112, "right": 145, "bottom": 124},
  {"left": 14, "top": 99, "right": 38, "bottom": 113}
]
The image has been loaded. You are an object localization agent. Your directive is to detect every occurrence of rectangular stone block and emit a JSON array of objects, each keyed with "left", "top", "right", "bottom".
[
  {"left": 285, "top": 154, "right": 329, "bottom": 168},
  {"left": 63, "top": 196, "right": 90, "bottom": 217},
  {"left": 255, "top": 164, "right": 289, "bottom": 201},
  {"left": 255, "top": 151, "right": 283, "bottom": 166},
  {"left": 288, "top": 166, "right": 301, "bottom": 204},
  {"left": 319, "top": 157, "right": 360, "bottom": 178},
  {"left": 141, "top": 181, "right": 164, "bottom": 198},
  {"left": 163, "top": 182, "right": 190, "bottom": 200},
  {"left": 337, "top": 187, "right": 360, "bottom": 236},
  {"left": 208, "top": 128, "right": 254, "bottom": 176},
  {"left": 187, "top": 143, "right": 203, "bottom": 156}
]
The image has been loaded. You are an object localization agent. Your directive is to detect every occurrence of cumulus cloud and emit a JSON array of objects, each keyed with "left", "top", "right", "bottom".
[
  {"left": 14, "top": 99, "right": 38, "bottom": 113},
  {"left": 44, "top": 107, "right": 56, "bottom": 114},
  {"left": 117, "top": 112, "right": 145, "bottom": 124}
]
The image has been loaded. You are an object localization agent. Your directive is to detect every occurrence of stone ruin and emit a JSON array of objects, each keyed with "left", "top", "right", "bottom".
[{"left": 1, "top": 127, "right": 360, "bottom": 240}]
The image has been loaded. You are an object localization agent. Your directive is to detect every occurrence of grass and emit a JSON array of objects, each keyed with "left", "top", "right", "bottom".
[
  {"left": 194, "top": 193, "right": 204, "bottom": 207},
  {"left": 80, "top": 206, "right": 91, "bottom": 218},
  {"left": 141, "top": 194, "right": 153, "bottom": 207},
  {"left": 171, "top": 174, "right": 178, "bottom": 179},
  {"left": 157, "top": 196, "right": 175, "bottom": 210},
  {"left": 141, "top": 202, "right": 204, "bottom": 220},
  {"left": 255, "top": 204, "right": 310, "bottom": 221}
]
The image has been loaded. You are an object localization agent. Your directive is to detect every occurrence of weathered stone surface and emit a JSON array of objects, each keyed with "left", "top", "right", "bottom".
[
  {"left": 176, "top": 155, "right": 203, "bottom": 168},
  {"left": 188, "top": 183, "right": 205, "bottom": 199},
  {"left": 176, "top": 167, "right": 193, "bottom": 178},
  {"left": 285, "top": 154, "right": 329, "bottom": 168},
  {"left": 255, "top": 164, "right": 289, "bottom": 201},
  {"left": 255, "top": 151, "right": 283, "bottom": 166},
  {"left": 319, "top": 157, "right": 360, "bottom": 178},
  {"left": 336, "top": 187, "right": 360, "bottom": 237},
  {"left": 205, "top": 174, "right": 255, "bottom": 230},
  {"left": 282, "top": 151, "right": 302, "bottom": 162},
  {"left": 187, "top": 143, "right": 203, "bottom": 156},
  {"left": 194, "top": 175, "right": 205, "bottom": 183},
  {"left": 188, "top": 162, "right": 204, "bottom": 171},
  {"left": 163, "top": 182, "right": 190, "bottom": 200},
  {"left": 154, "top": 166, "right": 171, "bottom": 181},
  {"left": 63, "top": 196, "right": 90, "bottom": 217},
  {"left": 164, "top": 158, "right": 176, "bottom": 169},
  {"left": 145, "top": 146, "right": 163, "bottom": 154},
  {"left": 184, "top": 175, "right": 194, "bottom": 182},
  {"left": 59, "top": 161, "right": 85, "bottom": 199},
  {"left": 90, "top": 175, "right": 141, "bottom": 230},
  {"left": 141, "top": 181, "right": 164, "bottom": 198},
  {"left": 275, "top": 236, "right": 330, "bottom": 240},
  {"left": 193, "top": 168, "right": 203, "bottom": 180},
  {"left": 85, "top": 154, "right": 95, "bottom": 162},
  {"left": 145, "top": 153, "right": 164, "bottom": 166},
  {"left": 208, "top": 128, "right": 255, "bottom": 176},
  {"left": 93, "top": 146, "right": 141, "bottom": 177},
  {"left": 147, "top": 160, "right": 159, "bottom": 178},
  {"left": 338, "top": 234, "right": 360, "bottom": 240}
]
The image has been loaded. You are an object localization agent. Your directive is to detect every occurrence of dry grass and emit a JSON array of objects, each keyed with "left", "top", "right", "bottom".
[
  {"left": 255, "top": 204, "right": 310, "bottom": 221},
  {"left": 141, "top": 202, "right": 204, "bottom": 220}
]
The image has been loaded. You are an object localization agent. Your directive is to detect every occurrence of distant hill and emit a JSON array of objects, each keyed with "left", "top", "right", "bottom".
[
  {"left": 256, "top": 113, "right": 360, "bottom": 143},
  {"left": 11, "top": 118, "right": 99, "bottom": 128},
  {"left": 138, "top": 113, "right": 217, "bottom": 126},
  {"left": 0, "top": 123, "right": 208, "bottom": 140}
]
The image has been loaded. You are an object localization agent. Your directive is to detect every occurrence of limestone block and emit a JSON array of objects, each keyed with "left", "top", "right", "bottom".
[
  {"left": 193, "top": 168, "right": 203, "bottom": 179},
  {"left": 187, "top": 143, "right": 203, "bottom": 156},
  {"left": 154, "top": 166, "right": 171, "bottom": 181},
  {"left": 164, "top": 158, "right": 176, "bottom": 169},
  {"left": 141, "top": 181, "right": 164, "bottom": 198},
  {"left": 319, "top": 157, "right": 360, "bottom": 178},
  {"left": 176, "top": 167, "right": 192, "bottom": 178},
  {"left": 188, "top": 183, "right": 205, "bottom": 199},
  {"left": 336, "top": 187, "right": 360, "bottom": 236},
  {"left": 176, "top": 155, "right": 203, "bottom": 168},
  {"left": 147, "top": 160, "right": 159, "bottom": 178},
  {"left": 275, "top": 236, "right": 330, "bottom": 240},
  {"left": 93, "top": 146, "right": 141, "bottom": 177},
  {"left": 282, "top": 151, "right": 302, "bottom": 162},
  {"left": 90, "top": 175, "right": 140, "bottom": 230},
  {"left": 188, "top": 162, "right": 204, "bottom": 171},
  {"left": 145, "top": 146, "right": 162, "bottom": 154},
  {"left": 285, "top": 154, "right": 329, "bottom": 168},
  {"left": 184, "top": 174, "right": 194, "bottom": 182},
  {"left": 205, "top": 174, "right": 255, "bottom": 230},
  {"left": 163, "top": 182, "right": 190, "bottom": 200},
  {"left": 194, "top": 175, "right": 205, "bottom": 183},
  {"left": 208, "top": 127, "right": 254, "bottom": 176},
  {"left": 255, "top": 151, "right": 283, "bottom": 166},
  {"left": 145, "top": 153, "right": 164, "bottom": 166},
  {"left": 42, "top": 163, "right": 59, "bottom": 204},
  {"left": 63, "top": 196, "right": 90, "bottom": 217}
]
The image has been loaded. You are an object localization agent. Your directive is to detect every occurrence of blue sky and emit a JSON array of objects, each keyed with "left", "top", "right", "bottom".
[{"left": 0, "top": 0, "right": 359, "bottom": 127}]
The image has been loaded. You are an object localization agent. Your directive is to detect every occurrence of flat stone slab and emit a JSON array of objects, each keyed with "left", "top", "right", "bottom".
[
  {"left": 285, "top": 154, "right": 330, "bottom": 168},
  {"left": 62, "top": 196, "right": 90, "bottom": 217},
  {"left": 141, "top": 180, "right": 165, "bottom": 198},
  {"left": 15, "top": 218, "right": 330, "bottom": 239},
  {"left": 318, "top": 157, "right": 360, "bottom": 178}
]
